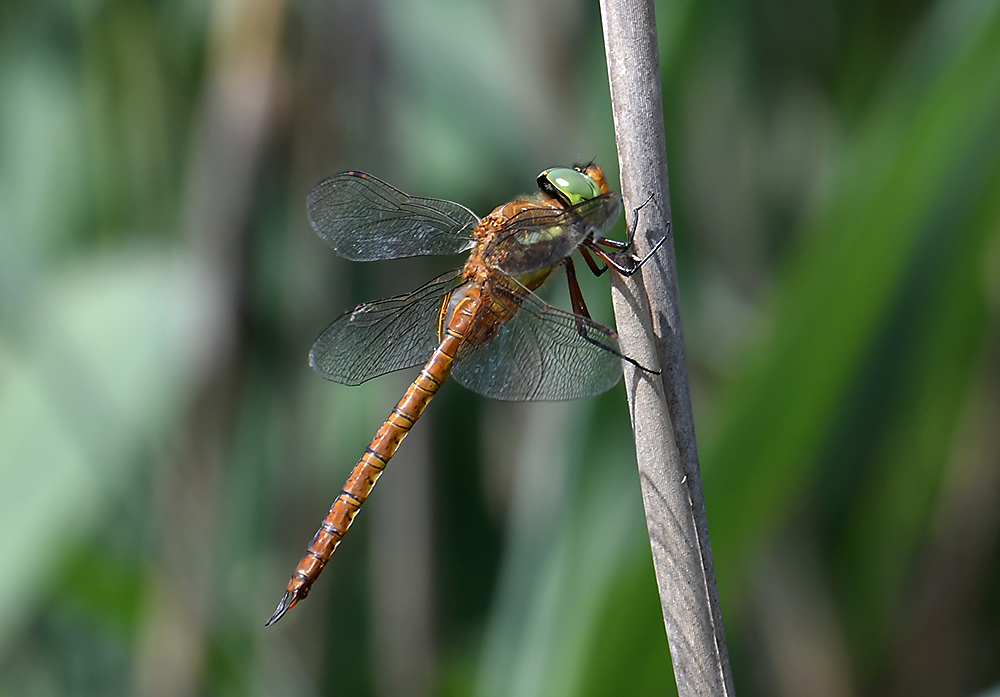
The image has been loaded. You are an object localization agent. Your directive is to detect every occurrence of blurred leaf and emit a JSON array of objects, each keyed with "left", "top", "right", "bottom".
[
  {"left": 0, "top": 30, "right": 87, "bottom": 288},
  {"left": 705, "top": 0, "right": 1000, "bottom": 576},
  {"left": 578, "top": 549, "right": 675, "bottom": 697},
  {"left": 473, "top": 399, "right": 647, "bottom": 697},
  {"left": 0, "top": 248, "right": 217, "bottom": 654},
  {"left": 837, "top": 147, "right": 1000, "bottom": 655},
  {"left": 473, "top": 395, "right": 676, "bottom": 697}
]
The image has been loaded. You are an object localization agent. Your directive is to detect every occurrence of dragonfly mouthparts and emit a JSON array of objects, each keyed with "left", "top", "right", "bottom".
[{"left": 265, "top": 590, "right": 300, "bottom": 626}]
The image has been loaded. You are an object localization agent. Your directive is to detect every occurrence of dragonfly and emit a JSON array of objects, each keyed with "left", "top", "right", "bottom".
[{"left": 266, "top": 163, "right": 665, "bottom": 625}]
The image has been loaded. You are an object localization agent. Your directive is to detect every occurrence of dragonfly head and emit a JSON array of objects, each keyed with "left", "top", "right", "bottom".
[
  {"left": 576, "top": 163, "right": 611, "bottom": 195},
  {"left": 537, "top": 164, "right": 611, "bottom": 207}
]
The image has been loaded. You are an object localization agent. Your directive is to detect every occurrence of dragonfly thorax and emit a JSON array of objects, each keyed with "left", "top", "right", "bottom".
[{"left": 463, "top": 194, "right": 564, "bottom": 287}]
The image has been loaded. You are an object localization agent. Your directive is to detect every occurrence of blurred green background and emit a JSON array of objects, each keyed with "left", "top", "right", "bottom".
[{"left": 2, "top": 0, "right": 999, "bottom": 695}]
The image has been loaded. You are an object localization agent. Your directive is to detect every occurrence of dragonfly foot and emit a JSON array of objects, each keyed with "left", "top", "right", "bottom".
[
  {"left": 624, "top": 221, "right": 671, "bottom": 275},
  {"left": 265, "top": 590, "right": 300, "bottom": 626}
]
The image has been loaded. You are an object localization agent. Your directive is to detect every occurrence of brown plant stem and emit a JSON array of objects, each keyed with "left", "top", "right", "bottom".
[{"left": 599, "top": 0, "right": 735, "bottom": 694}]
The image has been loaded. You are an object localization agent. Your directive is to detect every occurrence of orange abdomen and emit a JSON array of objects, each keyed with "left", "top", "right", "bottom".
[{"left": 266, "top": 287, "right": 481, "bottom": 625}]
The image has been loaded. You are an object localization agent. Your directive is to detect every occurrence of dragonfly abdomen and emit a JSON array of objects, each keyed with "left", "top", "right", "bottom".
[{"left": 266, "top": 291, "right": 481, "bottom": 625}]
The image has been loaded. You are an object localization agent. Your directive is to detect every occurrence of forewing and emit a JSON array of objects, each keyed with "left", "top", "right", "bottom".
[
  {"left": 307, "top": 171, "right": 479, "bottom": 261},
  {"left": 452, "top": 281, "right": 622, "bottom": 401},
  {"left": 310, "top": 271, "right": 467, "bottom": 385},
  {"left": 483, "top": 192, "right": 622, "bottom": 275}
]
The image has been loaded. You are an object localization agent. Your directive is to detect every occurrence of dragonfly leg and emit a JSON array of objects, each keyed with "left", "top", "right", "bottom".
[
  {"left": 626, "top": 192, "right": 656, "bottom": 246},
  {"left": 579, "top": 246, "right": 608, "bottom": 277},
  {"left": 591, "top": 191, "right": 656, "bottom": 251},
  {"left": 587, "top": 221, "right": 671, "bottom": 277},
  {"left": 587, "top": 193, "right": 667, "bottom": 276},
  {"left": 563, "top": 258, "right": 660, "bottom": 374},
  {"left": 565, "top": 257, "right": 593, "bottom": 319},
  {"left": 593, "top": 236, "right": 630, "bottom": 251}
]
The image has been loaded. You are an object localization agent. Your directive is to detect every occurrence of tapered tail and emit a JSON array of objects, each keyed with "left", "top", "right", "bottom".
[
  {"left": 267, "top": 290, "right": 480, "bottom": 625},
  {"left": 266, "top": 364, "right": 447, "bottom": 626}
]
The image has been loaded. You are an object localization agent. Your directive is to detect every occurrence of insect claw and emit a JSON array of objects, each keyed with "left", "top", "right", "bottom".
[
  {"left": 265, "top": 591, "right": 299, "bottom": 626},
  {"left": 631, "top": 222, "right": 671, "bottom": 271}
]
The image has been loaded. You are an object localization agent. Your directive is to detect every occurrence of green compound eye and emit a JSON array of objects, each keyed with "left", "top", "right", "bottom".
[{"left": 537, "top": 167, "right": 602, "bottom": 205}]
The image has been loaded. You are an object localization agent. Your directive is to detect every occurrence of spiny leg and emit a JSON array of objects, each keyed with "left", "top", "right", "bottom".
[
  {"left": 587, "top": 221, "right": 671, "bottom": 277},
  {"left": 583, "top": 192, "right": 667, "bottom": 276},
  {"left": 565, "top": 257, "right": 593, "bottom": 320},
  {"left": 563, "top": 258, "right": 659, "bottom": 374},
  {"left": 579, "top": 246, "right": 608, "bottom": 277},
  {"left": 591, "top": 191, "right": 656, "bottom": 251}
]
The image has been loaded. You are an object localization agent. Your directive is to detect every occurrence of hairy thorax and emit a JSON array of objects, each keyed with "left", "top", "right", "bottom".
[{"left": 444, "top": 194, "right": 566, "bottom": 349}]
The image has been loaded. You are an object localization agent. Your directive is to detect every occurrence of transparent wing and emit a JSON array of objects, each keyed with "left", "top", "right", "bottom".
[
  {"left": 452, "top": 280, "right": 623, "bottom": 401},
  {"left": 483, "top": 192, "right": 622, "bottom": 275},
  {"left": 310, "top": 271, "right": 467, "bottom": 385},
  {"left": 307, "top": 171, "right": 479, "bottom": 261}
]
